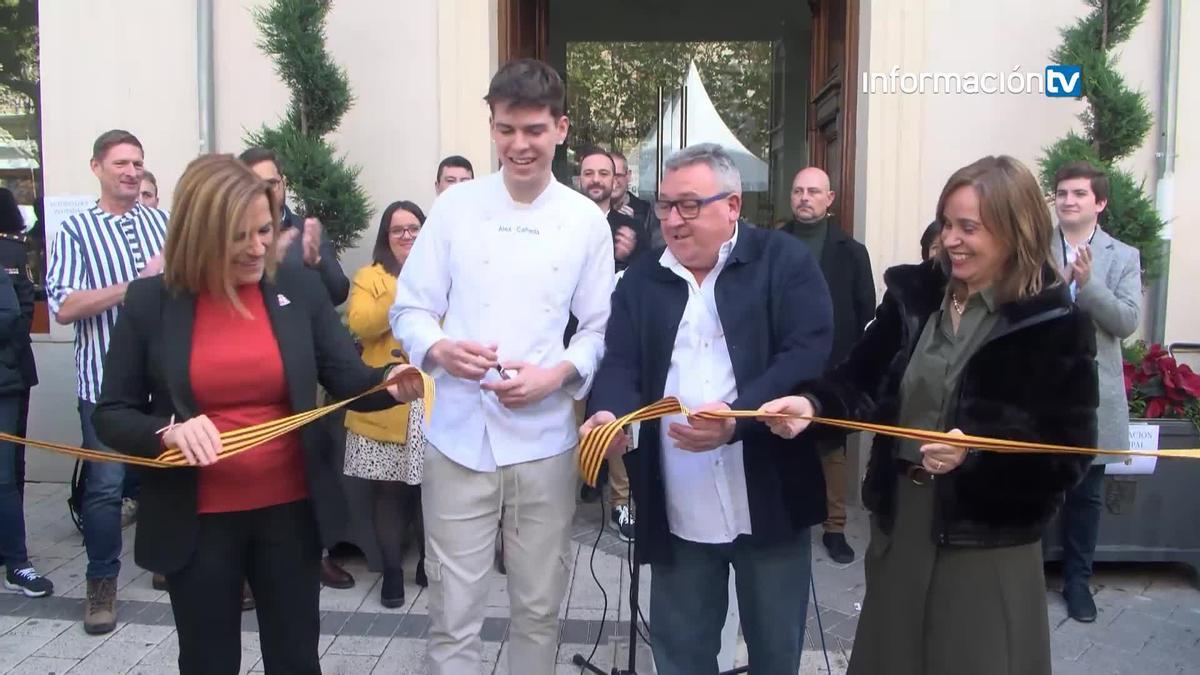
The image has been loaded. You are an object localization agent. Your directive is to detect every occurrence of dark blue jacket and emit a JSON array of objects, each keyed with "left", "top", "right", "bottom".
[{"left": 587, "top": 225, "right": 834, "bottom": 564}]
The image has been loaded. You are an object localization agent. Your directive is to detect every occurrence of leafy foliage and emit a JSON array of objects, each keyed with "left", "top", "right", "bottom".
[
  {"left": 244, "top": 0, "right": 368, "bottom": 253},
  {"left": 566, "top": 41, "right": 771, "bottom": 159}
]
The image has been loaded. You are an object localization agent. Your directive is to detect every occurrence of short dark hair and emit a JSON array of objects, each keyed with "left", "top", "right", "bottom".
[
  {"left": 920, "top": 220, "right": 941, "bottom": 262},
  {"left": 142, "top": 169, "right": 158, "bottom": 188},
  {"left": 436, "top": 155, "right": 474, "bottom": 183},
  {"left": 92, "top": 129, "right": 143, "bottom": 162},
  {"left": 578, "top": 146, "right": 614, "bottom": 170},
  {"left": 238, "top": 146, "right": 280, "bottom": 173},
  {"left": 485, "top": 59, "right": 566, "bottom": 118},
  {"left": 1053, "top": 161, "right": 1109, "bottom": 204},
  {"left": 373, "top": 200, "right": 426, "bottom": 276},
  {"left": 0, "top": 187, "right": 23, "bottom": 235}
]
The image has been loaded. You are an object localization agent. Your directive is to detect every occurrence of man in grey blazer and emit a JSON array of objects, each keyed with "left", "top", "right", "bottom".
[{"left": 1053, "top": 161, "right": 1142, "bottom": 623}]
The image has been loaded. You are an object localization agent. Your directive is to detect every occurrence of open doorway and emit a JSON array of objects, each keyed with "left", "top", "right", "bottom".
[{"left": 499, "top": 0, "right": 859, "bottom": 232}]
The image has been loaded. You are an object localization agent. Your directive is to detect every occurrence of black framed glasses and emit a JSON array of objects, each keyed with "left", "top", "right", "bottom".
[{"left": 653, "top": 192, "right": 731, "bottom": 220}]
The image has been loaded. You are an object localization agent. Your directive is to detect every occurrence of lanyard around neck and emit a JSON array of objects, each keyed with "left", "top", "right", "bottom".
[{"left": 1060, "top": 227, "right": 1097, "bottom": 268}]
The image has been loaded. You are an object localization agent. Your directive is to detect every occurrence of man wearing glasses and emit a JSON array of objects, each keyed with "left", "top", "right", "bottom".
[
  {"left": 581, "top": 143, "right": 834, "bottom": 674},
  {"left": 611, "top": 150, "right": 651, "bottom": 223}
]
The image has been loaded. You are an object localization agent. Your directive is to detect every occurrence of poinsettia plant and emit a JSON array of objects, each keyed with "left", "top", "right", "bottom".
[{"left": 1123, "top": 341, "right": 1200, "bottom": 426}]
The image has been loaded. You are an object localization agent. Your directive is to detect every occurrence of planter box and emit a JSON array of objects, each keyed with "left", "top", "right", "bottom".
[{"left": 1042, "top": 418, "right": 1200, "bottom": 574}]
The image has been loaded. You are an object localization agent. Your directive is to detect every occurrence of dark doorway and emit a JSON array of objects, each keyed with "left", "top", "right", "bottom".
[{"left": 498, "top": 0, "right": 859, "bottom": 232}]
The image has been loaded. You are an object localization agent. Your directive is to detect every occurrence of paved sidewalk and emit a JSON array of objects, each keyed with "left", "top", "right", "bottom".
[{"left": 0, "top": 483, "right": 1196, "bottom": 673}]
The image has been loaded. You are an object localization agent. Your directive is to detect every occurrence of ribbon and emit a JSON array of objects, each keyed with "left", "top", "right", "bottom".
[
  {"left": 3, "top": 368, "right": 435, "bottom": 469},
  {"left": 577, "top": 397, "right": 1200, "bottom": 487}
]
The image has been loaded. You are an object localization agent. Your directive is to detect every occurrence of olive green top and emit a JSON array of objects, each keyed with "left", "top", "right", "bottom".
[{"left": 895, "top": 286, "right": 1000, "bottom": 464}]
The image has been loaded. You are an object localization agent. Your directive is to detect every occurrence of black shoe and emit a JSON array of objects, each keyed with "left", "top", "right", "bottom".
[
  {"left": 1063, "top": 582, "right": 1097, "bottom": 622},
  {"left": 611, "top": 504, "right": 635, "bottom": 542},
  {"left": 822, "top": 532, "right": 856, "bottom": 564},
  {"left": 579, "top": 483, "right": 600, "bottom": 504},
  {"left": 5, "top": 566, "right": 52, "bottom": 598},
  {"left": 380, "top": 569, "right": 405, "bottom": 609}
]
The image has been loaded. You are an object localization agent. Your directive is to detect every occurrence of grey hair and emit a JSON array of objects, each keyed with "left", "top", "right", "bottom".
[{"left": 663, "top": 143, "right": 742, "bottom": 194}]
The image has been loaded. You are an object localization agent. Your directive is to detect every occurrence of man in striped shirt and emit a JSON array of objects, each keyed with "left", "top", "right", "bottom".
[{"left": 46, "top": 129, "right": 167, "bottom": 635}]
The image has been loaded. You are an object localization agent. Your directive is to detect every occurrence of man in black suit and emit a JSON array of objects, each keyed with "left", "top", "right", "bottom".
[
  {"left": 576, "top": 146, "right": 643, "bottom": 539},
  {"left": 781, "top": 166, "right": 875, "bottom": 565},
  {"left": 611, "top": 150, "right": 651, "bottom": 224},
  {"left": 582, "top": 143, "right": 833, "bottom": 674},
  {"left": 579, "top": 147, "right": 648, "bottom": 272},
  {"left": 240, "top": 146, "right": 355, "bottom": 590}
]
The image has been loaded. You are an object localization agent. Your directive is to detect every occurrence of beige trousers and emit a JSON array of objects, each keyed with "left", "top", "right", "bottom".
[
  {"left": 607, "top": 453, "right": 630, "bottom": 507},
  {"left": 821, "top": 445, "right": 848, "bottom": 533},
  {"left": 422, "top": 445, "right": 576, "bottom": 675}
]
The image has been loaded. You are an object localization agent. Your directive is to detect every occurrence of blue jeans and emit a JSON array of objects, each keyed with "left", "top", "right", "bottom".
[
  {"left": 1062, "top": 464, "right": 1106, "bottom": 586},
  {"left": 649, "top": 529, "right": 812, "bottom": 675},
  {"left": 78, "top": 399, "right": 123, "bottom": 580},
  {"left": 0, "top": 395, "right": 29, "bottom": 570}
]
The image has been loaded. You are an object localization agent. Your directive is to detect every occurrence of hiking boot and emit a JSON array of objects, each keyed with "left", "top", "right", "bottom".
[
  {"left": 5, "top": 566, "right": 53, "bottom": 598},
  {"left": 84, "top": 577, "right": 117, "bottom": 634}
]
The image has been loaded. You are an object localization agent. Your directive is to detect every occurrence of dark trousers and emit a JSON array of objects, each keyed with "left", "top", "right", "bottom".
[
  {"left": 0, "top": 394, "right": 28, "bottom": 570},
  {"left": 166, "top": 500, "right": 322, "bottom": 675},
  {"left": 1061, "top": 464, "right": 1106, "bottom": 586},
  {"left": 649, "top": 530, "right": 812, "bottom": 675}
]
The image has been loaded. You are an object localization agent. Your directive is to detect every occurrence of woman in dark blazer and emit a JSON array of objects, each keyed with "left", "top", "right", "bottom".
[
  {"left": 761, "top": 156, "right": 1099, "bottom": 675},
  {"left": 93, "top": 154, "right": 422, "bottom": 675}
]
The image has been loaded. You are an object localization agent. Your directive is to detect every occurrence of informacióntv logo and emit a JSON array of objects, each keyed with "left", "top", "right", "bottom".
[{"left": 1045, "top": 65, "right": 1083, "bottom": 97}]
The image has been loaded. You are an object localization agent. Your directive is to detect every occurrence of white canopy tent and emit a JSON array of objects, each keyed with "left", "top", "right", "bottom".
[{"left": 636, "top": 61, "right": 769, "bottom": 195}]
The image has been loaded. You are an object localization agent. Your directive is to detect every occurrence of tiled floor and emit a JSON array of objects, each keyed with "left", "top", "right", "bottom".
[{"left": 0, "top": 482, "right": 1197, "bottom": 673}]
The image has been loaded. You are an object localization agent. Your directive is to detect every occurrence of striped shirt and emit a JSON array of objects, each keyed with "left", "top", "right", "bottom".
[{"left": 46, "top": 202, "right": 168, "bottom": 402}]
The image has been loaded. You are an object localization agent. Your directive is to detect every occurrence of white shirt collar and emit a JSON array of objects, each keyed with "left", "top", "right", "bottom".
[
  {"left": 658, "top": 222, "right": 740, "bottom": 281},
  {"left": 497, "top": 168, "right": 556, "bottom": 209}
]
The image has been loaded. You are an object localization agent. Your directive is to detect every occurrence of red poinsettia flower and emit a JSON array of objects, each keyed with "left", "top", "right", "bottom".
[
  {"left": 1178, "top": 365, "right": 1200, "bottom": 398},
  {"left": 1125, "top": 342, "right": 1200, "bottom": 424}
]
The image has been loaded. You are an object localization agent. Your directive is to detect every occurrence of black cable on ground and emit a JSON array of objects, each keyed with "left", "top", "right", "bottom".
[{"left": 580, "top": 494, "right": 609, "bottom": 673}]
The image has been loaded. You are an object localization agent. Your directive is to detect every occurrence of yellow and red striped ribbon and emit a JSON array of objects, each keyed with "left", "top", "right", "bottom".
[
  {"left": 2, "top": 368, "right": 434, "bottom": 469},
  {"left": 576, "top": 398, "right": 1200, "bottom": 487}
]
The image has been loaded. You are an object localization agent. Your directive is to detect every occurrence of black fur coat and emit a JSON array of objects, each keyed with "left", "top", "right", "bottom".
[{"left": 803, "top": 262, "right": 1098, "bottom": 548}]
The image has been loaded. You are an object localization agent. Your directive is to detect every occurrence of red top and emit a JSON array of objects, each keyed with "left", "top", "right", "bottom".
[{"left": 191, "top": 284, "right": 308, "bottom": 513}]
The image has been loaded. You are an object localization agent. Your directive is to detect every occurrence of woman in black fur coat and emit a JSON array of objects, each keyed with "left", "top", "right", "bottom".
[{"left": 760, "top": 155, "right": 1098, "bottom": 675}]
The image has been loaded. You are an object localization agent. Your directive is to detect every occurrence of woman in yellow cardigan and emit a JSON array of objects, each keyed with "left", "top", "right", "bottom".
[{"left": 344, "top": 200, "right": 427, "bottom": 608}]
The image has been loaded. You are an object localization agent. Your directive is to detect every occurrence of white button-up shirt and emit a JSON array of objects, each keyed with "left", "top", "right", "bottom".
[
  {"left": 390, "top": 171, "right": 614, "bottom": 471},
  {"left": 658, "top": 225, "right": 753, "bottom": 544}
]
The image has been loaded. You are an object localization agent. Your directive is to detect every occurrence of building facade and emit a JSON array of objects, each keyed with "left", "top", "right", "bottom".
[{"left": 18, "top": 0, "right": 1200, "bottom": 480}]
